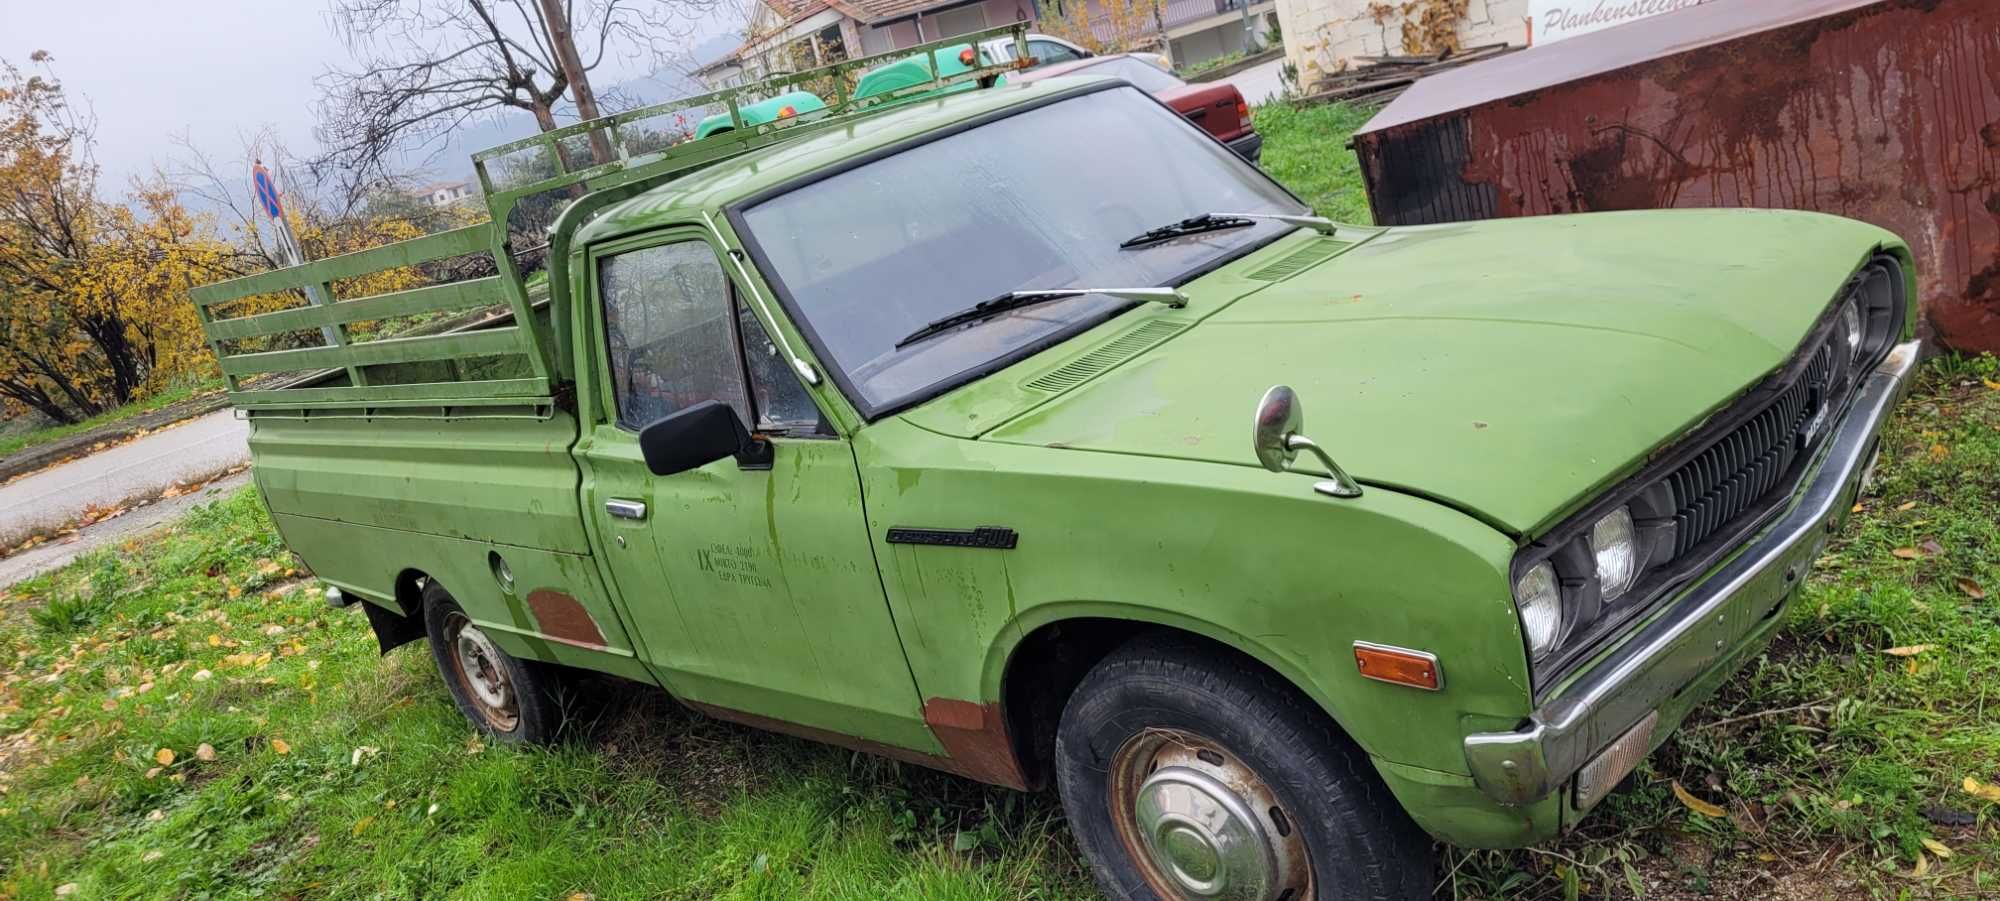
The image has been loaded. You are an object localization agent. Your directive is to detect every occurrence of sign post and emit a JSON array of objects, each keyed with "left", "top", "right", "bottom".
[{"left": 250, "top": 161, "right": 341, "bottom": 346}]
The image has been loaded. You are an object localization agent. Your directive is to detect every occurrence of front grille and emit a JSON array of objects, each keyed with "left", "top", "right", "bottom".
[{"left": 1664, "top": 340, "right": 1836, "bottom": 557}]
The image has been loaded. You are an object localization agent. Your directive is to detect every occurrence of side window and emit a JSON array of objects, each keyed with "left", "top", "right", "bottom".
[
  {"left": 734, "top": 302, "right": 823, "bottom": 430},
  {"left": 599, "top": 241, "right": 750, "bottom": 431},
  {"left": 1033, "top": 40, "right": 1081, "bottom": 63}
]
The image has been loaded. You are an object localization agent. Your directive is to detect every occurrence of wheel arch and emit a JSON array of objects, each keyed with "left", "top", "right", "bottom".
[{"left": 985, "top": 603, "right": 1367, "bottom": 790}]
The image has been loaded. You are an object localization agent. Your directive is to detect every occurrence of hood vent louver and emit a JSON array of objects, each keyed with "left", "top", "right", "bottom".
[
  {"left": 1023, "top": 319, "right": 1189, "bottom": 393},
  {"left": 1246, "top": 238, "right": 1349, "bottom": 281}
]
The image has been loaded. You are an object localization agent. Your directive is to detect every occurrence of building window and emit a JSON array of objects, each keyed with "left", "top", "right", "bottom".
[
  {"left": 931, "top": 4, "right": 989, "bottom": 38},
  {"left": 817, "top": 24, "right": 847, "bottom": 62}
]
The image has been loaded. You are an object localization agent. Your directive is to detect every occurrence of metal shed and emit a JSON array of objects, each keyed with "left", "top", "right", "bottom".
[{"left": 1351, "top": 0, "right": 2000, "bottom": 351}]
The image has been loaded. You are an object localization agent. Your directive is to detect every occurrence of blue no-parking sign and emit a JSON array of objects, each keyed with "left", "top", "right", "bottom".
[{"left": 251, "top": 162, "right": 284, "bottom": 220}]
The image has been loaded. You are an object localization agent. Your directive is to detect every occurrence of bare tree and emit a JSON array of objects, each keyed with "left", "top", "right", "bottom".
[{"left": 313, "top": 0, "right": 714, "bottom": 201}]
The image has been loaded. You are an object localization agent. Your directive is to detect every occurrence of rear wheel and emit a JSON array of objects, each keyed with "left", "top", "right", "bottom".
[
  {"left": 1054, "top": 633, "right": 1434, "bottom": 900},
  {"left": 422, "top": 580, "right": 570, "bottom": 744}
]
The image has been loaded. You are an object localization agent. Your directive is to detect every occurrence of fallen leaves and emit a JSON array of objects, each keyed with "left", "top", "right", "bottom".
[
  {"left": 1881, "top": 645, "right": 1933, "bottom": 657},
  {"left": 1956, "top": 578, "right": 1986, "bottom": 600},
  {"left": 1962, "top": 777, "right": 2000, "bottom": 804},
  {"left": 1921, "top": 837, "right": 1953, "bottom": 859},
  {"left": 194, "top": 743, "right": 215, "bottom": 762},
  {"left": 1671, "top": 780, "right": 1727, "bottom": 818},
  {"left": 270, "top": 738, "right": 291, "bottom": 755},
  {"left": 1892, "top": 547, "right": 1923, "bottom": 560},
  {"left": 153, "top": 747, "right": 174, "bottom": 766}
]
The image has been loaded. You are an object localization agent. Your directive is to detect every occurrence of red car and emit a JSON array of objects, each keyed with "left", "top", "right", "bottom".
[{"left": 1017, "top": 54, "right": 1262, "bottom": 162}]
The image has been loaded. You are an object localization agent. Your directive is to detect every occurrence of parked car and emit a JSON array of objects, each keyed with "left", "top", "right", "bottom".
[
  {"left": 192, "top": 33, "right": 1920, "bottom": 900},
  {"left": 1020, "top": 53, "right": 1261, "bottom": 161},
  {"left": 979, "top": 32, "right": 1172, "bottom": 73},
  {"left": 692, "top": 89, "right": 827, "bottom": 139},
  {"left": 851, "top": 42, "right": 996, "bottom": 100}
]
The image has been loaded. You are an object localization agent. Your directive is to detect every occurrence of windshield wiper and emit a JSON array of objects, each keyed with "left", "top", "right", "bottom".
[
  {"left": 894, "top": 287, "right": 1189, "bottom": 349},
  {"left": 1120, "top": 212, "right": 1339, "bottom": 250}
]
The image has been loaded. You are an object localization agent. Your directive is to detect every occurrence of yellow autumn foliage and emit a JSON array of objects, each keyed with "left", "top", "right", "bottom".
[{"left": 2, "top": 54, "right": 475, "bottom": 423}]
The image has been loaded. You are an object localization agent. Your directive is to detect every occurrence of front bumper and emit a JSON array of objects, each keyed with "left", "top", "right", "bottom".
[
  {"left": 1228, "top": 131, "right": 1264, "bottom": 163},
  {"left": 1462, "top": 340, "right": 1922, "bottom": 806}
]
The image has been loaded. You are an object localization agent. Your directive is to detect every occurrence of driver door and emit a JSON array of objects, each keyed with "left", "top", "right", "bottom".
[{"left": 573, "top": 231, "right": 937, "bottom": 752}]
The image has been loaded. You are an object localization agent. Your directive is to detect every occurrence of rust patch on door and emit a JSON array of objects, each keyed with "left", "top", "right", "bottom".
[{"left": 524, "top": 589, "right": 606, "bottom": 649}]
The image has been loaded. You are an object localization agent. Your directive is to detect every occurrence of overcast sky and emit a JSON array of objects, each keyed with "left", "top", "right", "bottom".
[{"left": 6, "top": 0, "right": 741, "bottom": 190}]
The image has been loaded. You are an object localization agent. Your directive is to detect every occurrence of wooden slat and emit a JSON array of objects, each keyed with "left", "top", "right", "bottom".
[
  {"left": 218, "top": 327, "right": 527, "bottom": 376},
  {"left": 227, "top": 377, "right": 549, "bottom": 408},
  {"left": 191, "top": 225, "right": 492, "bottom": 306},
  {"left": 204, "top": 278, "right": 505, "bottom": 340}
]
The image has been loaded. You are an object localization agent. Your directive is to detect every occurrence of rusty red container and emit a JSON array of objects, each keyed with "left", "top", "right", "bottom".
[{"left": 1352, "top": 0, "right": 2000, "bottom": 351}]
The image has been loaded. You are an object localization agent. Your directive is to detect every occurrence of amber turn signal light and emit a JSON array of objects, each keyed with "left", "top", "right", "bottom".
[{"left": 1353, "top": 642, "right": 1441, "bottom": 691}]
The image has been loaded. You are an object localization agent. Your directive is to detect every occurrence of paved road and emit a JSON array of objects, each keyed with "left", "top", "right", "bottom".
[
  {"left": 1220, "top": 57, "right": 1287, "bottom": 106},
  {"left": 0, "top": 409, "right": 250, "bottom": 550},
  {"left": 0, "top": 471, "right": 253, "bottom": 588}
]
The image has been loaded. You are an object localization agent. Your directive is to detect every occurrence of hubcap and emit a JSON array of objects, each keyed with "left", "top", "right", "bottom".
[
  {"left": 446, "top": 613, "right": 519, "bottom": 731},
  {"left": 1109, "top": 731, "right": 1311, "bottom": 901}
]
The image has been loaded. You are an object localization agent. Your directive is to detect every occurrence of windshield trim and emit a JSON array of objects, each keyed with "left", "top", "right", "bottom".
[{"left": 724, "top": 80, "right": 1309, "bottom": 422}]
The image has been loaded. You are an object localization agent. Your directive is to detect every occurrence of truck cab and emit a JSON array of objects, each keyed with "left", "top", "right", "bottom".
[{"left": 188, "top": 25, "right": 1921, "bottom": 900}]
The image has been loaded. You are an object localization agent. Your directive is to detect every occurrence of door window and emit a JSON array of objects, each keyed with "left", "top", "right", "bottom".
[
  {"left": 600, "top": 241, "right": 751, "bottom": 430},
  {"left": 599, "top": 239, "right": 823, "bottom": 433},
  {"left": 1030, "top": 39, "right": 1082, "bottom": 63}
]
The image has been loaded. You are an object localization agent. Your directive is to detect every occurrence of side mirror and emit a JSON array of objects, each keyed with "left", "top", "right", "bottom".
[
  {"left": 1252, "top": 385, "right": 1362, "bottom": 498},
  {"left": 638, "top": 401, "right": 772, "bottom": 477}
]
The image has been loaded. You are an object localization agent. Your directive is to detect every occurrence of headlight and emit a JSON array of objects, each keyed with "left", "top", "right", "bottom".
[
  {"left": 1590, "top": 507, "right": 1638, "bottom": 601},
  {"left": 1838, "top": 298, "right": 1863, "bottom": 362},
  {"left": 1514, "top": 561, "right": 1562, "bottom": 659}
]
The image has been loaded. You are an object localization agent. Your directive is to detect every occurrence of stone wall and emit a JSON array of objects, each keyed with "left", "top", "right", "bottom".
[{"left": 1275, "top": 0, "right": 1525, "bottom": 91}]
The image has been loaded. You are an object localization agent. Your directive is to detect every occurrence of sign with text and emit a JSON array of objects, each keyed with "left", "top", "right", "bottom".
[{"left": 1528, "top": 0, "right": 1716, "bottom": 45}]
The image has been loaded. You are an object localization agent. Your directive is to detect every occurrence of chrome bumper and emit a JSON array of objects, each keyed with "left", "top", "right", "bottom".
[{"left": 1463, "top": 340, "right": 1922, "bottom": 805}]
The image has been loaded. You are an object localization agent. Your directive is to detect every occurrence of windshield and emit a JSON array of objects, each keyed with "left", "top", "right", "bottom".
[
  {"left": 1087, "top": 57, "right": 1183, "bottom": 92},
  {"left": 737, "top": 86, "right": 1305, "bottom": 414}
]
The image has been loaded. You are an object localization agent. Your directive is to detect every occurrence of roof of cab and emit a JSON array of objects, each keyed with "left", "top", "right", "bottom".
[{"left": 575, "top": 76, "right": 1118, "bottom": 245}]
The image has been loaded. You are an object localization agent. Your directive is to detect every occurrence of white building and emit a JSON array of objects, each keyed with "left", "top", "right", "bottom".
[{"left": 414, "top": 180, "right": 477, "bottom": 209}]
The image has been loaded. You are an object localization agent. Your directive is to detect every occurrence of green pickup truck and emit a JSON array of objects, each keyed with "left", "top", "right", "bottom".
[{"left": 190, "top": 26, "right": 1920, "bottom": 901}]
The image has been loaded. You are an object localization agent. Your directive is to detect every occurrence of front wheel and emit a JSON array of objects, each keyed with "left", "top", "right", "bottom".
[
  {"left": 422, "top": 580, "right": 571, "bottom": 744},
  {"left": 1054, "top": 633, "right": 1434, "bottom": 900}
]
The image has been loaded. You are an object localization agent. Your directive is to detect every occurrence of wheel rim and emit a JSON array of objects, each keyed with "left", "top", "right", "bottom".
[
  {"left": 1107, "top": 729, "right": 1312, "bottom": 901},
  {"left": 444, "top": 612, "right": 519, "bottom": 732}
]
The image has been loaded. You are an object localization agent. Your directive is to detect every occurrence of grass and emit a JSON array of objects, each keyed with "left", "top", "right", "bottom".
[
  {"left": 0, "top": 491, "right": 1092, "bottom": 899},
  {"left": 1253, "top": 100, "right": 1377, "bottom": 223},
  {"left": 4, "top": 105, "right": 1998, "bottom": 898},
  {"left": 0, "top": 379, "right": 224, "bottom": 461}
]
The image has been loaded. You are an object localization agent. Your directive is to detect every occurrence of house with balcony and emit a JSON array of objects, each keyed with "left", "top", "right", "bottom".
[
  {"left": 694, "top": 0, "right": 1266, "bottom": 89},
  {"left": 695, "top": 0, "right": 1040, "bottom": 89}
]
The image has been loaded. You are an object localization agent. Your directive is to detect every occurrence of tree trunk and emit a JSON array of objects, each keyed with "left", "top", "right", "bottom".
[
  {"left": 536, "top": 0, "right": 616, "bottom": 166},
  {"left": 0, "top": 380, "right": 79, "bottom": 426}
]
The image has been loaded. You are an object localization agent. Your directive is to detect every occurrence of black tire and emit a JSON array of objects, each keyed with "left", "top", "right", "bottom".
[
  {"left": 1054, "top": 632, "right": 1434, "bottom": 901},
  {"left": 422, "top": 580, "right": 571, "bottom": 744}
]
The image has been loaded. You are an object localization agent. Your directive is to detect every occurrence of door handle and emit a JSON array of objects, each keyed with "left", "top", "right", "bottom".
[{"left": 605, "top": 499, "right": 648, "bottom": 521}]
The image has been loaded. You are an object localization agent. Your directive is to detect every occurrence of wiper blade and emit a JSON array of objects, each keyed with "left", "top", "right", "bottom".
[
  {"left": 1120, "top": 211, "right": 1340, "bottom": 250},
  {"left": 1119, "top": 213, "right": 1255, "bottom": 249},
  {"left": 894, "top": 287, "right": 1188, "bottom": 349}
]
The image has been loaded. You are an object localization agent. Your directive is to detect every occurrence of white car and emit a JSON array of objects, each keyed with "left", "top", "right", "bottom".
[{"left": 978, "top": 33, "right": 1171, "bottom": 72}]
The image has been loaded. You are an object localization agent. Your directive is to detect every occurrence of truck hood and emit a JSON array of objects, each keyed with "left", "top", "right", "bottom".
[{"left": 971, "top": 211, "right": 1892, "bottom": 535}]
